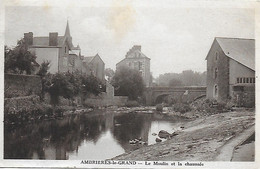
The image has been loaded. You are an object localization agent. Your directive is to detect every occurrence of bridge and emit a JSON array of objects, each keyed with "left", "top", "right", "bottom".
[{"left": 144, "top": 86, "right": 206, "bottom": 106}]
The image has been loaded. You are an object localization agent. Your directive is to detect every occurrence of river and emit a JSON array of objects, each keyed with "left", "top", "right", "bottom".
[{"left": 4, "top": 109, "right": 188, "bottom": 160}]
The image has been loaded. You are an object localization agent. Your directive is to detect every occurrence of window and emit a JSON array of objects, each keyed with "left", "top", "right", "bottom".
[
  {"left": 139, "top": 62, "right": 142, "bottom": 70},
  {"left": 214, "top": 68, "right": 218, "bottom": 79},
  {"left": 65, "top": 47, "right": 67, "bottom": 53},
  {"left": 214, "top": 84, "right": 218, "bottom": 98},
  {"left": 240, "top": 78, "right": 242, "bottom": 83},
  {"left": 215, "top": 52, "right": 219, "bottom": 61},
  {"left": 253, "top": 77, "right": 255, "bottom": 83},
  {"left": 237, "top": 78, "right": 240, "bottom": 83},
  {"left": 246, "top": 78, "right": 249, "bottom": 83},
  {"left": 243, "top": 78, "right": 246, "bottom": 83}
]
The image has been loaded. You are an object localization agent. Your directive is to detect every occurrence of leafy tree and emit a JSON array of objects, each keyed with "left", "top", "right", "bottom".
[
  {"left": 37, "top": 61, "right": 50, "bottom": 100},
  {"left": 37, "top": 61, "right": 50, "bottom": 77},
  {"left": 5, "top": 39, "right": 37, "bottom": 74},
  {"left": 111, "top": 66, "right": 145, "bottom": 100},
  {"left": 168, "top": 78, "right": 183, "bottom": 87},
  {"left": 81, "top": 74, "right": 105, "bottom": 97},
  {"left": 105, "top": 68, "right": 115, "bottom": 82},
  {"left": 44, "top": 73, "right": 74, "bottom": 106},
  {"left": 156, "top": 70, "right": 206, "bottom": 87}
]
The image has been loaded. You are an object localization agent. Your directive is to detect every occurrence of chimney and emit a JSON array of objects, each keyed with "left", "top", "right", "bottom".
[
  {"left": 24, "top": 32, "right": 33, "bottom": 45},
  {"left": 49, "top": 32, "right": 58, "bottom": 46},
  {"left": 133, "top": 45, "right": 141, "bottom": 51}
]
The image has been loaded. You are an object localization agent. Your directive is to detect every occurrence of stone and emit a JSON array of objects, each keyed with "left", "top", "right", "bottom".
[
  {"left": 156, "top": 138, "right": 162, "bottom": 142},
  {"left": 158, "top": 130, "right": 171, "bottom": 139},
  {"left": 170, "top": 132, "right": 179, "bottom": 138}
]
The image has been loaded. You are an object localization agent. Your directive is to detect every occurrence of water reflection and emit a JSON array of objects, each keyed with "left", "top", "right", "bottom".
[{"left": 4, "top": 111, "right": 186, "bottom": 160}]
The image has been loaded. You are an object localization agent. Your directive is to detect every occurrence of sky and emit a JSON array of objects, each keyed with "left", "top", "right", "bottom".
[{"left": 4, "top": 1, "right": 255, "bottom": 77}]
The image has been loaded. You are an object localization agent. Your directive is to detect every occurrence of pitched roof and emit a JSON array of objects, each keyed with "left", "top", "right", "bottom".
[
  {"left": 65, "top": 20, "right": 71, "bottom": 37},
  {"left": 31, "top": 21, "right": 74, "bottom": 48},
  {"left": 33, "top": 36, "right": 65, "bottom": 46},
  {"left": 207, "top": 37, "right": 255, "bottom": 71},
  {"left": 83, "top": 54, "right": 104, "bottom": 65},
  {"left": 83, "top": 56, "right": 95, "bottom": 63}
]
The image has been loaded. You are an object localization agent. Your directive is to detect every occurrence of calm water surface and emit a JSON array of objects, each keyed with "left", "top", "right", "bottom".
[{"left": 4, "top": 110, "right": 187, "bottom": 160}]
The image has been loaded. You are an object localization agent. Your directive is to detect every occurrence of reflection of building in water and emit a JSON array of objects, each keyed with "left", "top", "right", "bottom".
[
  {"left": 111, "top": 113, "right": 152, "bottom": 152},
  {"left": 104, "top": 113, "right": 114, "bottom": 131}
]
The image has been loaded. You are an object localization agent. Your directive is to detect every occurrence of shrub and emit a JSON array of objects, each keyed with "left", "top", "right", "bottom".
[
  {"left": 156, "top": 104, "right": 163, "bottom": 112},
  {"left": 191, "top": 98, "right": 234, "bottom": 115},
  {"left": 125, "top": 100, "right": 139, "bottom": 107},
  {"left": 173, "top": 103, "right": 191, "bottom": 114}
]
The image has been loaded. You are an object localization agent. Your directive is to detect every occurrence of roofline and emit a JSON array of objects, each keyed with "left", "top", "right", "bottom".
[
  {"left": 116, "top": 58, "right": 126, "bottom": 66},
  {"left": 215, "top": 37, "right": 255, "bottom": 41},
  {"left": 205, "top": 37, "right": 255, "bottom": 60},
  {"left": 205, "top": 38, "right": 255, "bottom": 71},
  {"left": 229, "top": 57, "right": 255, "bottom": 72},
  {"left": 205, "top": 38, "right": 217, "bottom": 60},
  {"left": 29, "top": 45, "right": 62, "bottom": 48}
]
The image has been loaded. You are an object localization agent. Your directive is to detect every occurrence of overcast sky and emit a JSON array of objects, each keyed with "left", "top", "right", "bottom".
[{"left": 4, "top": 1, "right": 254, "bottom": 77}]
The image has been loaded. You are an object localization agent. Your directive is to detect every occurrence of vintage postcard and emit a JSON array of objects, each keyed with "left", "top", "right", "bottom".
[{"left": 0, "top": 0, "right": 259, "bottom": 168}]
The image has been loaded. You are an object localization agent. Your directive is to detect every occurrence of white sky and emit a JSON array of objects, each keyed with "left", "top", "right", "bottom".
[{"left": 4, "top": 1, "right": 255, "bottom": 77}]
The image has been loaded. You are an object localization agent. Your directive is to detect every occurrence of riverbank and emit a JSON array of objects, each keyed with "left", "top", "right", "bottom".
[{"left": 112, "top": 109, "right": 255, "bottom": 161}]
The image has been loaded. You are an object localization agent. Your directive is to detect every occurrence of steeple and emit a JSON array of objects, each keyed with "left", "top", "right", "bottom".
[{"left": 65, "top": 20, "right": 71, "bottom": 37}]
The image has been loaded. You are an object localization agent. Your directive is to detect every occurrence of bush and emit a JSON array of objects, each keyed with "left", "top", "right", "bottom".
[
  {"left": 125, "top": 100, "right": 139, "bottom": 107},
  {"left": 156, "top": 104, "right": 163, "bottom": 112},
  {"left": 173, "top": 103, "right": 191, "bottom": 114},
  {"left": 191, "top": 98, "right": 234, "bottom": 115}
]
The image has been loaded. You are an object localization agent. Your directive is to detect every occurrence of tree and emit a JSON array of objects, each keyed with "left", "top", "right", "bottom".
[
  {"left": 105, "top": 68, "right": 115, "bottom": 82},
  {"left": 37, "top": 61, "right": 50, "bottom": 77},
  {"left": 37, "top": 61, "right": 50, "bottom": 100},
  {"left": 111, "top": 66, "right": 145, "bottom": 100},
  {"left": 81, "top": 74, "right": 105, "bottom": 97},
  {"left": 5, "top": 39, "right": 37, "bottom": 74},
  {"left": 44, "top": 73, "right": 74, "bottom": 106},
  {"left": 168, "top": 78, "right": 183, "bottom": 87}
]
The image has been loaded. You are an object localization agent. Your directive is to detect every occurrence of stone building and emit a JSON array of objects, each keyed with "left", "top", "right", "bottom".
[
  {"left": 24, "top": 21, "right": 81, "bottom": 74},
  {"left": 82, "top": 54, "right": 105, "bottom": 81},
  {"left": 24, "top": 21, "right": 105, "bottom": 81},
  {"left": 206, "top": 37, "right": 255, "bottom": 107},
  {"left": 116, "top": 45, "right": 151, "bottom": 87}
]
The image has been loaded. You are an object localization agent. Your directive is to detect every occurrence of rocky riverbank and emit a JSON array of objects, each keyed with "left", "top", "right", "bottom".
[{"left": 112, "top": 109, "right": 255, "bottom": 161}]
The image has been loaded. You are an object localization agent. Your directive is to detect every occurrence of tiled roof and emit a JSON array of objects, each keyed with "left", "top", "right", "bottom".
[
  {"left": 83, "top": 56, "right": 95, "bottom": 63},
  {"left": 207, "top": 37, "right": 255, "bottom": 71},
  {"left": 32, "top": 36, "right": 65, "bottom": 46}
]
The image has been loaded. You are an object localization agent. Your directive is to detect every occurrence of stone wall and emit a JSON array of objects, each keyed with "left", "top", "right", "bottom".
[
  {"left": 206, "top": 40, "right": 229, "bottom": 101},
  {"left": 232, "top": 85, "right": 255, "bottom": 108},
  {"left": 84, "top": 93, "right": 128, "bottom": 107},
  {"left": 4, "top": 73, "right": 42, "bottom": 98},
  {"left": 4, "top": 95, "right": 41, "bottom": 113}
]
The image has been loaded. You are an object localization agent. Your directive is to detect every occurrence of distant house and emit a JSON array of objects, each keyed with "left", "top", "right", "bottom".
[
  {"left": 83, "top": 54, "right": 105, "bottom": 81},
  {"left": 116, "top": 45, "right": 151, "bottom": 87},
  {"left": 206, "top": 37, "right": 255, "bottom": 107},
  {"left": 24, "top": 21, "right": 82, "bottom": 73}
]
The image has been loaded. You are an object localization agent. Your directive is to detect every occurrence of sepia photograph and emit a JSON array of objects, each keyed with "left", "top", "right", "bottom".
[{"left": 0, "top": 0, "right": 258, "bottom": 168}]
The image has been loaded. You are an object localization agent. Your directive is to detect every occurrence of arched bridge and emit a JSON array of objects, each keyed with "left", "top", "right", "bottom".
[{"left": 144, "top": 86, "right": 206, "bottom": 106}]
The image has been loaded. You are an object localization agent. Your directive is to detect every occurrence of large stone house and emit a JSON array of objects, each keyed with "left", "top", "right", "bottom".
[
  {"left": 206, "top": 37, "right": 255, "bottom": 107},
  {"left": 24, "top": 21, "right": 80, "bottom": 73},
  {"left": 24, "top": 21, "right": 105, "bottom": 81},
  {"left": 116, "top": 45, "right": 151, "bottom": 87}
]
